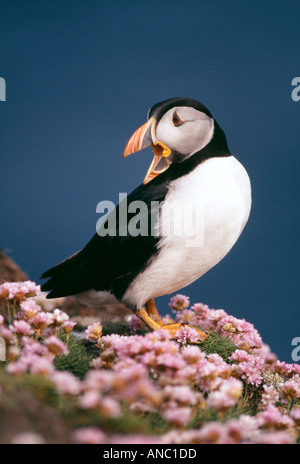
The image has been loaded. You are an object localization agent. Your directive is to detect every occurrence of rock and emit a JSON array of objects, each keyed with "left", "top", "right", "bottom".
[{"left": 0, "top": 250, "right": 28, "bottom": 283}]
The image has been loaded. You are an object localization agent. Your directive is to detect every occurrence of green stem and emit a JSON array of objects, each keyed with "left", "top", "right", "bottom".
[
  {"left": 13, "top": 300, "right": 16, "bottom": 321},
  {"left": 6, "top": 302, "right": 11, "bottom": 325}
]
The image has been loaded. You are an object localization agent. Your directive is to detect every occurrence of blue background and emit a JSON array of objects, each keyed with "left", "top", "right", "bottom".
[{"left": 1, "top": 0, "right": 299, "bottom": 362}]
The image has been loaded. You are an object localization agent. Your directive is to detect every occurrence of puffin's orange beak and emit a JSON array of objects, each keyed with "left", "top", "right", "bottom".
[{"left": 123, "top": 117, "right": 171, "bottom": 185}]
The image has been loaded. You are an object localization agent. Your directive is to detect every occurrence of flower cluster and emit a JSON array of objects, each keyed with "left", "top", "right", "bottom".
[
  {"left": 171, "top": 296, "right": 263, "bottom": 352},
  {"left": 0, "top": 283, "right": 299, "bottom": 444},
  {"left": 0, "top": 281, "right": 77, "bottom": 389},
  {"left": 0, "top": 281, "right": 41, "bottom": 302}
]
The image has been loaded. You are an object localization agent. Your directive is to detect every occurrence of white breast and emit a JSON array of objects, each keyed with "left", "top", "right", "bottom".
[{"left": 123, "top": 156, "right": 251, "bottom": 309}]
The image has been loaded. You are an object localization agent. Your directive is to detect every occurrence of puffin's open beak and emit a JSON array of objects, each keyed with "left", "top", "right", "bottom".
[{"left": 123, "top": 117, "right": 171, "bottom": 185}]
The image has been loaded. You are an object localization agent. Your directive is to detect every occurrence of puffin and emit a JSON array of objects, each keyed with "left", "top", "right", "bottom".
[{"left": 41, "top": 97, "right": 251, "bottom": 341}]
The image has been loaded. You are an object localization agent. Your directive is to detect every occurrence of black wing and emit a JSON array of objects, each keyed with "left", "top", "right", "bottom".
[{"left": 40, "top": 180, "right": 168, "bottom": 300}]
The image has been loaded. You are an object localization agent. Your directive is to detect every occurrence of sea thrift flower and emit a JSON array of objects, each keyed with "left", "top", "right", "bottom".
[
  {"left": 275, "top": 361, "right": 296, "bottom": 378},
  {"left": 254, "top": 431, "right": 295, "bottom": 445},
  {"left": 162, "top": 385, "right": 198, "bottom": 406},
  {"left": 0, "top": 281, "right": 40, "bottom": 301},
  {"left": 215, "top": 316, "right": 262, "bottom": 350},
  {"left": 109, "top": 434, "right": 163, "bottom": 445},
  {"left": 50, "top": 371, "right": 81, "bottom": 395},
  {"left": 196, "top": 422, "right": 227, "bottom": 444},
  {"left": 280, "top": 375, "right": 300, "bottom": 402},
  {"left": 30, "top": 311, "right": 53, "bottom": 332},
  {"left": 168, "top": 294, "right": 190, "bottom": 312},
  {"left": 72, "top": 427, "right": 107, "bottom": 444},
  {"left": 51, "top": 309, "right": 69, "bottom": 328},
  {"left": 79, "top": 390, "right": 102, "bottom": 409},
  {"left": 44, "top": 335, "right": 69, "bottom": 356},
  {"left": 207, "top": 379, "right": 243, "bottom": 412},
  {"left": 85, "top": 322, "right": 103, "bottom": 342},
  {"left": 229, "top": 350, "right": 264, "bottom": 386},
  {"left": 6, "top": 358, "right": 29, "bottom": 376},
  {"left": 100, "top": 397, "right": 121, "bottom": 418},
  {"left": 129, "top": 315, "right": 147, "bottom": 334},
  {"left": 20, "top": 300, "right": 41, "bottom": 319},
  {"left": 261, "top": 384, "right": 280, "bottom": 408},
  {"left": 290, "top": 407, "right": 300, "bottom": 425},
  {"left": 191, "top": 303, "right": 210, "bottom": 324},
  {"left": 175, "top": 325, "right": 200, "bottom": 345},
  {"left": 163, "top": 407, "right": 192, "bottom": 427},
  {"left": 29, "top": 356, "right": 55, "bottom": 377},
  {"left": 7, "top": 345, "right": 21, "bottom": 362},
  {"left": 10, "top": 320, "right": 33, "bottom": 337},
  {"left": 21, "top": 337, "right": 49, "bottom": 357},
  {"left": 256, "top": 405, "right": 294, "bottom": 430},
  {"left": 62, "top": 320, "right": 76, "bottom": 334},
  {"left": 181, "top": 345, "right": 206, "bottom": 364},
  {"left": 0, "top": 327, "right": 17, "bottom": 345}
]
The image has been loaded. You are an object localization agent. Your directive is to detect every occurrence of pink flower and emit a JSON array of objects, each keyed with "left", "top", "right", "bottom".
[
  {"left": 85, "top": 322, "right": 103, "bottom": 342},
  {"left": 79, "top": 390, "right": 101, "bottom": 409},
  {"left": 256, "top": 405, "right": 294, "bottom": 430},
  {"left": 290, "top": 407, "right": 300, "bottom": 425},
  {"left": 280, "top": 375, "right": 300, "bottom": 401},
  {"left": 22, "top": 337, "right": 49, "bottom": 357},
  {"left": 163, "top": 407, "right": 192, "bottom": 427},
  {"left": 181, "top": 345, "right": 206, "bottom": 364},
  {"left": 109, "top": 434, "right": 163, "bottom": 444},
  {"left": 156, "top": 352, "right": 186, "bottom": 371},
  {"left": 207, "top": 379, "right": 243, "bottom": 412},
  {"left": 29, "top": 356, "right": 55, "bottom": 377},
  {"left": 30, "top": 311, "right": 53, "bottom": 331},
  {"left": 44, "top": 336, "right": 69, "bottom": 356},
  {"left": 229, "top": 350, "right": 264, "bottom": 386},
  {"left": 51, "top": 309, "right": 69, "bottom": 328},
  {"left": 168, "top": 294, "right": 190, "bottom": 312},
  {"left": 215, "top": 316, "right": 262, "bottom": 350},
  {"left": 275, "top": 360, "right": 296, "bottom": 378},
  {"left": 175, "top": 325, "right": 200, "bottom": 345},
  {"left": 196, "top": 422, "right": 227, "bottom": 444},
  {"left": 0, "top": 327, "right": 17, "bottom": 345},
  {"left": 72, "top": 427, "right": 107, "bottom": 444},
  {"left": 254, "top": 431, "right": 295, "bottom": 444},
  {"left": 62, "top": 320, "right": 76, "bottom": 334},
  {"left": 10, "top": 320, "right": 33, "bottom": 336},
  {"left": 6, "top": 358, "right": 29, "bottom": 375},
  {"left": 20, "top": 300, "right": 41, "bottom": 319},
  {"left": 261, "top": 385, "right": 280, "bottom": 408},
  {"left": 51, "top": 371, "right": 81, "bottom": 395},
  {"left": 129, "top": 315, "right": 146, "bottom": 334},
  {"left": 0, "top": 281, "right": 40, "bottom": 301},
  {"left": 100, "top": 397, "right": 121, "bottom": 418},
  {"left": 162, "top": 385, "right": 198, "bottom": 406}
]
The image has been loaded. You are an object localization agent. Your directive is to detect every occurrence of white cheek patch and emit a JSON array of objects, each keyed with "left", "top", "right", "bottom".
[{"left": 156, "top": 107, "right": 214, "bottom": 157}]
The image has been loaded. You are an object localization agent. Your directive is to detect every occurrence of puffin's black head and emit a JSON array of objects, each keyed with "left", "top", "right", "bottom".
[{"left": 124, "top": 97, "right": 230, "bottom": 184}]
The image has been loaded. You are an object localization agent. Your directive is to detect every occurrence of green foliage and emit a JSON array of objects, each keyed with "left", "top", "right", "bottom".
[
  {"left": 200, "top": 331, "right": 238, "bottom": 362},
  {"left": 54, "top": 331, "right": 92, "bottom": 380}
]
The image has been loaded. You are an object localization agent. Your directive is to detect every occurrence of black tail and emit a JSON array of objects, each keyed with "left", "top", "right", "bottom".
[{"left": 40, "top": 250, "right": 91, "bottom": 298}]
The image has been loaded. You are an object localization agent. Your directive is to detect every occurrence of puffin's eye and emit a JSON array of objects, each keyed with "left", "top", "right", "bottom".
[{"left": 172, "top": 112, "right": 184, "bottom": 126}]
